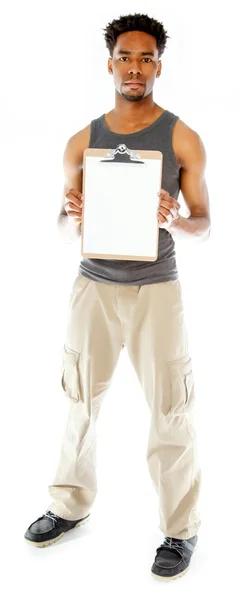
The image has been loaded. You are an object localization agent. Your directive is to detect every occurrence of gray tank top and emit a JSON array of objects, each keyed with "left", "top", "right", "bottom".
[{"left": 78, "top": 109, "right": 180, "bottom": 285}]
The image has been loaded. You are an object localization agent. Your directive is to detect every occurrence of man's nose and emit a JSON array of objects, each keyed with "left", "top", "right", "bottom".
[{"left": 128, "top": 63, "right": 142, "bottom": 75}]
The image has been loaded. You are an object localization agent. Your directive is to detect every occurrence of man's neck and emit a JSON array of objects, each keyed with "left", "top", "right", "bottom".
[
  {"left": 105, "top": 102, "right": 165, "bottom": 133},
  {"left": 110, "top": 95, "right": 159, "bottom": 124}
]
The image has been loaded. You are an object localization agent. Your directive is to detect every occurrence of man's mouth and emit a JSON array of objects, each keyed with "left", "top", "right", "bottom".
[{"left": 124, "top": 81, "right": 144, "bottom": 89}]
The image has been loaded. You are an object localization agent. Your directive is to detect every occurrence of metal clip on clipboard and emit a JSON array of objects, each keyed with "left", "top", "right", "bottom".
[{"left": 100, "top": 144, "right": 145, "bottom": 164}]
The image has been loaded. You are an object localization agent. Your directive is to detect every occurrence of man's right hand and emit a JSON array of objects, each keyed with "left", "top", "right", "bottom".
[{"left": 64, "top": 188, "right": 84, "bottom": 224}]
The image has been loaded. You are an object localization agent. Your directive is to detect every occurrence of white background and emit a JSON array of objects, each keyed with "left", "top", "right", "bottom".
[{"left": 1, "top": 0, "right": 240, "bottom": 597}]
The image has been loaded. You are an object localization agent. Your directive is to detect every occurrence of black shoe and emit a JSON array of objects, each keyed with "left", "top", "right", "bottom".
[
  {"left": 151, "top": 535, "right": 198, "bottom": 580},
  {"left": 24, "top": 510, "right": 90, "bottom": 547}
]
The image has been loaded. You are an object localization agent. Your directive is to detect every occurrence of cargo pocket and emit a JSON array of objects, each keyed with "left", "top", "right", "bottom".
[
  {"left": 167, "top": 354, "right": 195, "bottom": 415},
  {"left": 61, "top": 344, "right": 82, "bottom": 403}
]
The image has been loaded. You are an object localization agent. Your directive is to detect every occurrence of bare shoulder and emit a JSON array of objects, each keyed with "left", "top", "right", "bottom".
[
  {"left": 62, "top": 123, "right": 91, "bottom": 187},
  {"left": 172, "top": 119, "right": 207, "bottom": 169},
  {"left": 63, "top": 123, "right": 91, "bottom": 166}
]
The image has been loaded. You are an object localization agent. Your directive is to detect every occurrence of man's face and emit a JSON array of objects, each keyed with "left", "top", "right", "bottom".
[{"left": 108, "top": 30, "right": 162, "bottom": 102}]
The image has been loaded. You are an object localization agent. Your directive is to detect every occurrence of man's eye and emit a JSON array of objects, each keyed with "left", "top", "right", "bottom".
[{"left": 119, "top": 57, "right": 152, "bottom": 62}]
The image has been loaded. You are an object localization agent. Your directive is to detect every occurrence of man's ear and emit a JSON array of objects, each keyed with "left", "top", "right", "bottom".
[
  {"left": 108, "top": 58, "right": 112, "bottom": 74},
  {"left": 156, "top": 60, "right": 162, "bottom": 77}
]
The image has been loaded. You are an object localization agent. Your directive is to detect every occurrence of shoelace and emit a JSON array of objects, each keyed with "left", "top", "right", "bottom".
[
  {"left": 42, "top": 511, "right": 59, "bottom": 524},
  {"left": 156, "top": 537, "right": 186, "bottom": 557}
]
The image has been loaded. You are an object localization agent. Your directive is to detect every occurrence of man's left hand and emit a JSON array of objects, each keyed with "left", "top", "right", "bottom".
[{"left": 157, "top": 189, "right": 180, "bottom": 228}]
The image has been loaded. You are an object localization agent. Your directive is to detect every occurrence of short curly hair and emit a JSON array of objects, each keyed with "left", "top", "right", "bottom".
[{"left": 103, "top": 13, "right": 169, "bottom": 58}]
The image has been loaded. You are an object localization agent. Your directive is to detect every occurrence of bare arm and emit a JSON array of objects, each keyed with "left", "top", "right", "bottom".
[
  {"left": 57, "top": 124, "right": 90, "bottom": 241},
  {"left": 168, "top": 121, "right": 211, "bottom": 241}
]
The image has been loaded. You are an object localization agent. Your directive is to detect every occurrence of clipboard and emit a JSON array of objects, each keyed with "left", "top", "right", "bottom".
[{"left": 81, "top": 144, "right": 163, "bottom": 261}]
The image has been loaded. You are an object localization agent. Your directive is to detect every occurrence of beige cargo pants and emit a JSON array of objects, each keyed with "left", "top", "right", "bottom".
[{"left": 48, "top": 274, "right": 201, "bottom": 539}]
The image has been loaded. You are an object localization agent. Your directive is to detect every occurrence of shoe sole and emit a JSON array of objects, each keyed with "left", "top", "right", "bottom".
[
  {"left": 151, "top": 565, "right": 190, "bottom": 581},
  {"left": 24, "top": 514, "right": 90, "bottom": 548},
  {"left": 151, "top": 543, "right": 197, "bottom": 581}
]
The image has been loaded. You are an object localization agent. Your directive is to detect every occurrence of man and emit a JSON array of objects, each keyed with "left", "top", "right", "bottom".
[{"left": 24, "top": 13, "right": 210, "bottom": 581}]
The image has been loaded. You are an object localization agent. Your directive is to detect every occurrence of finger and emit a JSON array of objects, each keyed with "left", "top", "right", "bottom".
[
  {"left": 68, "top": 188, "right": 83, "bottom": 200},
  {"left": 66, "top": 191, "right": 83, "bottom": 201},
  {"left": 158, "top": 199, "right": 174, "bottom": 211},
  {"left": 65, "top": 193, "right": 83, "bottom": 208},
  {"left": 159, "top": 189, "right": 169, "bottom": 197},
  {"left": 158, "top": 198, "right": 180, "bottom": 211},
  {"left": 65, "top": 201, "right": 81, "bottom": 212},
  {"left": 66, "top": 211, "right": 82, "bottom": 220},
  {"left": 158, "top": 189, "right": 172, "bottom": 202},
  {"left": 170, "top": 207, "right": 179, "bottom": 220},
  {"left": 68, "top": 213, "right": 82, "bottom": 223},
  {"left": 65, "top": 201, "right": 82, "bottom": 213},
  {"left": 158, "top": 206, "right": 171, "bottom": 219},
  {"left": 158, "top": 213, "right": 167, "bottom": 224},
  {"left": 67, "top": 211, "right": 82, "bottom": 218},
  {"left": 158, "top": 205, "right": 179, "bottom": 223},
  {"left": 158, "top": 191, "right": 180, "bottom": 209}
]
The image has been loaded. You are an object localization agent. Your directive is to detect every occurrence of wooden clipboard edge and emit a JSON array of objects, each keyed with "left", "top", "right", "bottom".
[{"left": 81, "top": 148, "right": 163, "bottom": 261}]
